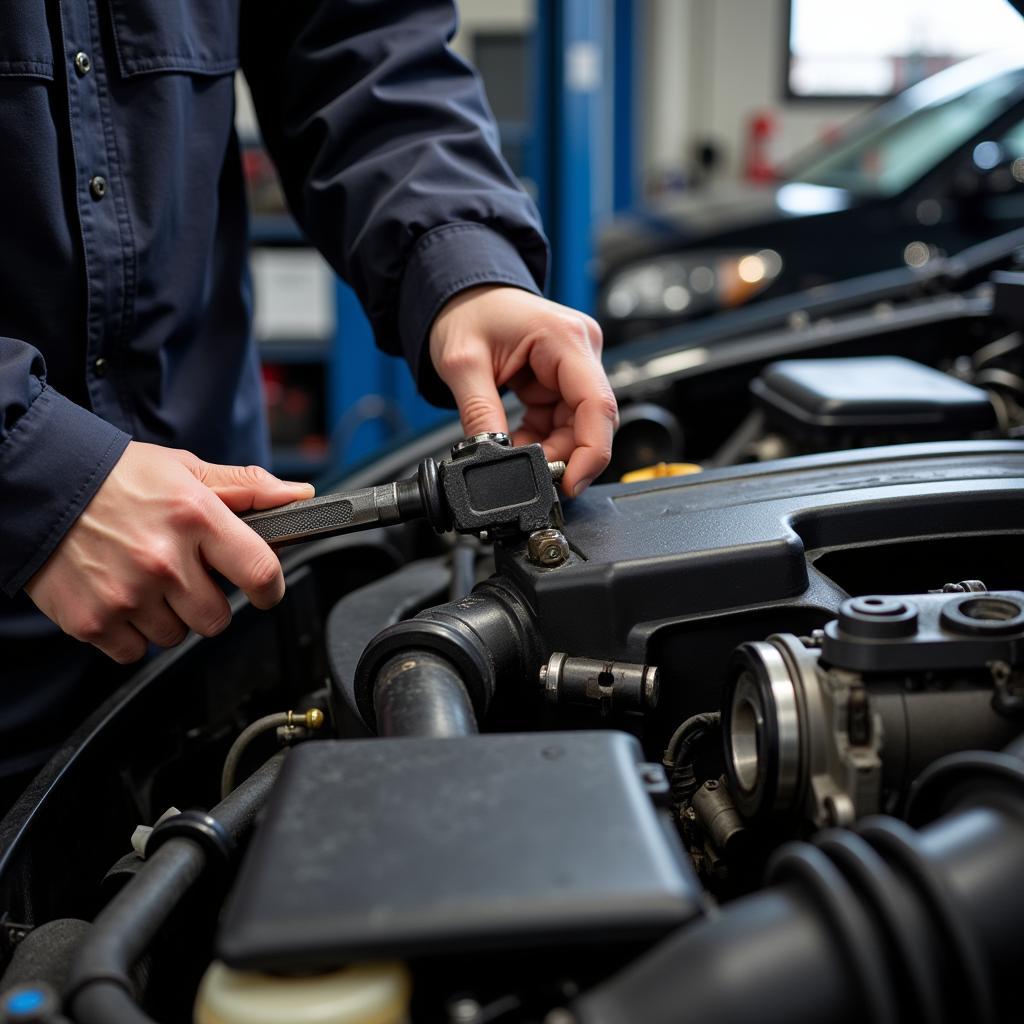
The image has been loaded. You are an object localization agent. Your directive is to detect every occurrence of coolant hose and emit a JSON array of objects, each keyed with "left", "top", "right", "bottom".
[
  {"left": 353, "top": 577, "right": 545, "bottom": 733},
  {"left": 65, "top": 753, "right": 285, "bottom": 1024},
  {"left": 373, "top": 650, "right": 477, "bottom": 737},
  {"left": 574, "top": 735, "right": 1024, "bottom": 1024}
]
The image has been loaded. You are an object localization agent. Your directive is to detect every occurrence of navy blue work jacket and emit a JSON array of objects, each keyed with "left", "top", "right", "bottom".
[{"left": 0, "top": 0, "right": 548, "bottom": 599}]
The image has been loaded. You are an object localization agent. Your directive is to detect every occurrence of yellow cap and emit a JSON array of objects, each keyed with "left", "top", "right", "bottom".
[
  {"left": 620, "top": 462, "right": 702, "bottom": 483},
  {"left": 195, "top": 961, "right": 410, "bottom": 1024}
]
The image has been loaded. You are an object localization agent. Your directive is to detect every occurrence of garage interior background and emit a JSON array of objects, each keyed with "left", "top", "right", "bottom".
[{"left": 233, "top": 0, "right": 1024, "bottom": 479}]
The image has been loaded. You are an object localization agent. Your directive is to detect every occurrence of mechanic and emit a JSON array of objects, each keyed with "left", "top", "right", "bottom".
[{"left": 0, "top": 1, "right": 617, "bottom": 799}]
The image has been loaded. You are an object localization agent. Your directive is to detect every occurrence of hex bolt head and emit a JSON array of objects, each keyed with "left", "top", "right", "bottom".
[
  {"left": 451, "top": 432, "right": 510, "bottom": 459},
  {"left": 528, "top": 528, "right": 569, "bottom": 567}
]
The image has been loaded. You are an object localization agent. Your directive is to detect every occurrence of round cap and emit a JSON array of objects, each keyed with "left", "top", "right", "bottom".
[{"left": 195, "top": 961, "right": 411, "bottom": 1024}]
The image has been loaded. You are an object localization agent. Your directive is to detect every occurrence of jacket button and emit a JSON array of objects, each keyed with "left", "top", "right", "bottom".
[
  {"left": 93, "top": 357, "right": 108, "bottom": 377},
  {"left": 89, "top": 175, "right": 107, "bottom": 200},
  {"left": 74, "top": 52, "right": 92, "bottom": 76}
]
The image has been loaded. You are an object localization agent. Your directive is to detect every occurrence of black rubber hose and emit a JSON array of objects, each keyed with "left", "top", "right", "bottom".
[
  {"left": 65, "top": 753, "right": 285, "bottom": 1024},
  {"left": 1004, "top": 731, "right": 1024, "bottom": 762},
  {"left": 575, "top": 886, "right": 859, "bottom": 1024},
  {"left": 0, "top": 918, "right": 91, "bottom": 993},
  {"left": 373, "top": 651, "right": 478, "bottom": 737},
  {"left": 573, "top": 737, "right": 1024, "bottom": 1024},
  {"left": 353, "top": 577, "right": 543, "bottom": 731},
  {"left": 71, "top": 979, "right": 160, "bottom": 1024}
]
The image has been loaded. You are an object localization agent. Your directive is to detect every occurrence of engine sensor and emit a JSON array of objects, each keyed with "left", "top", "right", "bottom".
[{"left": 722, "top": 591, "right": 1024, "bottom": 826}]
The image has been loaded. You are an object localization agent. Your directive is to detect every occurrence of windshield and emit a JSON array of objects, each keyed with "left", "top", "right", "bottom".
[{"left": 789, "top": 66, "right": 1024, "bottom": 196}]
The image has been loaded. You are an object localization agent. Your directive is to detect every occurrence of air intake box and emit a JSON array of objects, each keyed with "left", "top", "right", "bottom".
[
  {"left": 750, "top": 356, "right": 995, "bottom": 446},
  {"left": 217, "top": 732, "right": 703, "bottom": 971}
]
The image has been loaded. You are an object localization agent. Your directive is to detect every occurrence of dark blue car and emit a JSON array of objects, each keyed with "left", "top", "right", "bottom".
[{"left": 600, "top": 52, "right": 1024, "bottom": 343}]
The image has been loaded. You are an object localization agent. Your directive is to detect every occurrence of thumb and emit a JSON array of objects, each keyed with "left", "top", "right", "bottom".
[
  {"left": 194, "top": 461, "right": 315, "bottom": 513},
  {"left": 437, "top": 340, "right": 510, "bottom": 437}
]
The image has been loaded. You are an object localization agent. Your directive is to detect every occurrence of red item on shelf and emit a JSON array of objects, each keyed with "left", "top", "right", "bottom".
[{"left": 744, "top": 111, "right": 777, "bottom": 183}]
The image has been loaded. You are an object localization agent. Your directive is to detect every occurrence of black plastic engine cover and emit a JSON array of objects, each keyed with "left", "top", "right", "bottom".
[
  {"left": 497, "top": 441, "right": 1024, "bottom": 665},
  {"left": 217, "top": 732, "right": 702, "bottom": 970},
  {"left": 750, "top": 356, "right": 995, "bottom": 445}
]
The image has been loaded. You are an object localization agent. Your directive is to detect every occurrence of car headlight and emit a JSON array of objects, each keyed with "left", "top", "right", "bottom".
[{"left": 602, "top": 250, "right": 783, "bottom": 320}]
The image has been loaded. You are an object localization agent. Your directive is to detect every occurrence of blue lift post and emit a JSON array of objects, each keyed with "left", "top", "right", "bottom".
[
  {"left": 530, "top": 0, "right": 638, "bottom": 306},
  {"left": 531, "top": 0, "right": 606, "bottom": 314},
  {"left": 612, "top": 0, "right": 641, "bottom": 214}
]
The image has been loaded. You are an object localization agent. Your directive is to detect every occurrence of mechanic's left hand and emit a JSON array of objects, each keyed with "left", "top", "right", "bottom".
[{"left": 429, "top": 286, "right": 618, "bottom": 496}]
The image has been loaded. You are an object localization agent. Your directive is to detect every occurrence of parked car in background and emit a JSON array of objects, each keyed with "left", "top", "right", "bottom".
[{"left": 599, "top": 52, "right": 1024, "bottom": 344}]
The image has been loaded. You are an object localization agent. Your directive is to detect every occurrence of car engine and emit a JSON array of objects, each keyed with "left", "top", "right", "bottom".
[{"left": 3, "top": 236, "right": 1024, "bottom": 1024}]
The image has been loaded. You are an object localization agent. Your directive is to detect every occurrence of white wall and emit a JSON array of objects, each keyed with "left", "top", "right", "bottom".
[
  {"left": 643, "top": 0, "right": 872, "bottom": 189},
  {"left": 643, "top": 0, "right": 698, "bottom": 185},
  {"left": 451, "top": 0, "right": 533, "bottom": 59}
]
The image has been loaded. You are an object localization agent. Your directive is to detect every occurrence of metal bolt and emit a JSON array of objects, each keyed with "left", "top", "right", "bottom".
[
  {"left": 528, "top": 528, "right": 569, "bottom": 567},
  {"left": 547, "top": 460, "right": 567, "bottom": 483},
  {"left": 451, "top": 432, "right": 510, "bottom": 458}
]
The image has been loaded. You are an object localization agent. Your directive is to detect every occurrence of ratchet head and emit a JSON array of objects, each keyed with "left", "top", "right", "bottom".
[{"left": 440, "top": 433, "right": 564, "bottom": 539}]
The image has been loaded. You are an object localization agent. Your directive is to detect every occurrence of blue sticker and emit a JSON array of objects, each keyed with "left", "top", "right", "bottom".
[{"left": 6, "top": 987, "right": 46, "bottom": 1014}]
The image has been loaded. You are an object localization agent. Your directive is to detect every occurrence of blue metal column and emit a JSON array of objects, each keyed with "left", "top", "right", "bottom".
[
  {"left": 329, "top": 281, "right": 388, "bottom": 467},
  {"left": 531, "top": 0, "right": 608, "bottom": 314},
  {"left": 612, "top": 0, "right": 640, "bottom": 213}
]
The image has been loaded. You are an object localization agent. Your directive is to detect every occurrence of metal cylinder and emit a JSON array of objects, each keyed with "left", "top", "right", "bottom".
[
  {"left": 723, "top": 630, "right": 1020, "bottom": 827},
  {"left": 540, "top": 654, "right": 659, "bottom": 714},
  {"left": 724, "top": 637, "right": 808, "bottom": 821}
]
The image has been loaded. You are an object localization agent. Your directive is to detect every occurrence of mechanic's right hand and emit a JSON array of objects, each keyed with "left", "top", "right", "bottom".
[{"left": 24, "top": 441, "right": 315, "bottom": 665}]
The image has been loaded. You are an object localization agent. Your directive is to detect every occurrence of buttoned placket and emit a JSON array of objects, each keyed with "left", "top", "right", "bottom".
[{"left": 58, "top": 0, "right": 135, "bottom": 434}]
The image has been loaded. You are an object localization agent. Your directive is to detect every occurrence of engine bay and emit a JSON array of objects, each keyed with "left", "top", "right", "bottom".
[{"left": 4, "top": 238, "right": 1024, "bottom": 1024}]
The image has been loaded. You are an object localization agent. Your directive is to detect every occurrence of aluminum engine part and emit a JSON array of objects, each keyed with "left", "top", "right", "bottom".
[{"left": 726, "top": 633, "right": 882, "bottom": 828}]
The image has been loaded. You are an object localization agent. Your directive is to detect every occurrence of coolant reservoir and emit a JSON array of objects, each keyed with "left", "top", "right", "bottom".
[{"left": 194, "top": 960, "right": 410, "bottom": 1024}]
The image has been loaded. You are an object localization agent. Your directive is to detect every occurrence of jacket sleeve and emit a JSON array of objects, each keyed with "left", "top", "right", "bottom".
[
  {"left": 0, "top": 338, "right": 130, "bottom": 597},
  {"left": 240, "top": 0, "right": 550, "bottom": 406}
]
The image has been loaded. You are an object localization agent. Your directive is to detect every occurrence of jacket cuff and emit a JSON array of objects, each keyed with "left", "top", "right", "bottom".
[
  {"left": 398, "top": 222, "right": 544, "bottom": 407},
  {"left": 0, "top": 386, "right": 131, "bottom": 596}
]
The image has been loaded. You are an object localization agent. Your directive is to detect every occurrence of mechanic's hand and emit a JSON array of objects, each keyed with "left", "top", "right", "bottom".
[
  {"left": 24, "top": 441, "right": 314, "bottom": 664},
  {"left": 429, "top": 285, "right": 618, "bottom": 496}
]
